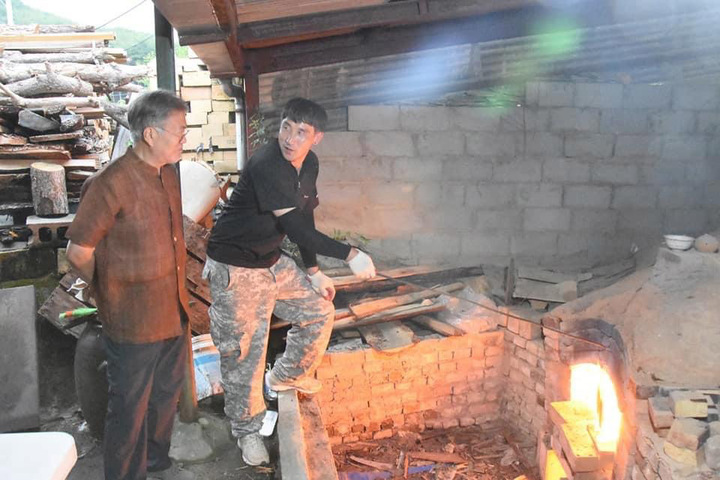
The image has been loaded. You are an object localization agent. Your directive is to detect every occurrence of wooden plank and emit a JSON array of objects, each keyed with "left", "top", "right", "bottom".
[
  {"left": 29, "top": 131, "right": 83, "bottom": 143},
  {"left": 358, "top": 320, "right": 416, "bottom": 352},
  {"left": 0, "top": 134, "right": 27, "bottom": 146},
  {"left": 513, "top": 278, "right": 577, "bottom": 303},
  {"left": 0, "top": 32, "right": 115, "bottom": 43},
  {"left": 236, "top": 0, "right": 385, "bottom": 24},
  {"left": 411, "top": 314, "right": 466, "bottom": 336},
  {"left": 187, "top": 291, "right": 210, "bottom": 334},
  {"left": 185, "top": 256, "right": 211, "bottom": 302},
  {"left": 349, "top": 281, "right": 464, "bottom": 319},
  {"left": 334, "top": 265, "right": 483, "bottom": 293},
  {"left": 37, "top": 287, "right": 87, "bottom": 338},
  {"left": 517, "top": 266, "right": 592, "bottom": 284},
  {"left": 182, "top": 215, "right": 210, "bottom": 261},
  {"left": 0, "top": 145, "right": 70, "bottom": 160},
  {"left": 407, "top": 451, "right": 467, "bottom": 464},
  {"left": 0, "top": 158, "right": 97, "bottom": 171},
  {"left": 334, "top": 300, "right": 445, "bottom": 331}
]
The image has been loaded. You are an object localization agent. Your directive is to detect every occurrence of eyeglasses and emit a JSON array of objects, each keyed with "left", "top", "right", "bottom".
[{"left": 155, "top": 126, "right": 189, "bottom": 141}]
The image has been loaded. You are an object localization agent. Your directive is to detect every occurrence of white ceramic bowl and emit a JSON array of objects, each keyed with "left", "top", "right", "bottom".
[{"left": 664, "top": 234, "right": 694, "bottom": 251}]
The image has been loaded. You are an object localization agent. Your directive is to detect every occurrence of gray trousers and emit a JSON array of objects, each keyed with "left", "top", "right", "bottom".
[{"left": 203, "top": 254, "right": 334, "bottom": 437}]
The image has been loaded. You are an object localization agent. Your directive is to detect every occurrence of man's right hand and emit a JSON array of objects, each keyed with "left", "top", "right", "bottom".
[{"left": 347, "top": 248, "right": 376, "bottom": 279}]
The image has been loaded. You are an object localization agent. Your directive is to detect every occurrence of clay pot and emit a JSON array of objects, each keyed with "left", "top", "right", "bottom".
[{"left": 694, "top": 234, "right": 719, "bottom": 253}]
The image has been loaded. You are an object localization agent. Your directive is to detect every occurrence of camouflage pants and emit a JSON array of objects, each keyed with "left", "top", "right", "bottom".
[{"left": 202, "top": 254, "right": 334, "bottom": 438}]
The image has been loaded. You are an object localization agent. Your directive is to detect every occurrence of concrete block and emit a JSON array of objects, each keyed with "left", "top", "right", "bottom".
[
  {"left": 466, "top": 132, "right": 518, "bottom": 157},
  {"left": 0, "top": 286, "right": 39, "bottom": 431},
  {"left": 461, "top": 233, "right": 512, "bottom": 257},
  {"left": 614, "top": 135, "right": 663, "bottom": 158},
  {"left": 523, "top": 132, "right": 564, "bottom": 157},
  {"left": 664, "top": 209, "right": 708, "bottom": 235},
  {"left": 663, "top": 441, "right": 703, "bottom": 467},
  {"left": 180, "top": 86, "right": 212, "bottom": 101},
  {"left": 417, "top": 132, "right": 465, "bottom": 156},
  {"left": 696, "top": 112, "right": 720, "bottom": 135},
  {"left": 550, "top": 108, "right": 601, "bottom": 132},
  {"left": 465, "top": 183, "right": 515, "bottom": 208},
  {"left": 649, "top": 111, "right": 696, "bottom": 134},
  {"left": 670, "top": 390, "right": 709, "bottom": 418},
  {"left": 365, "top": 182, "right": 415, "bottom": 207},
  {"left": 412, "top": 233, "right": 462, "bottom": 258},
  {"left": 189, "top": 99, "right": 212, "bottom": 114},
  {"left": 649, "top": 396, "right": 675, "bottom": 430},
  {"left": 182, "top": 70, "right": 211, "bottom": 87},
  {"left": 662, "top": 136, "right": 707, "bottom": 161},
  {"left": 207, "top": 111, "right": 230, "bottom": 124},
  {"left": 564, "top": 185, "right": 612, "bottom": 208},
  {"left": 414, "top": 182, "right": 464, "bottom": 207},
  {"left": 526, "top": 82, "right": 575, "bottom": 107},
  {"left": 666, "top": 418, "right": 709, "bottom": 450},
  {"left": 657, "top": 187, "right": 703, "bottom": 208},
  {"left": 211, "top": 83, "right": 231, "bottom": 100},
  {"left": 623, "top": 84, "right": 672, "bottom": 109},
  {"left": 451, "top": 106, "right": 502, "bottom": 131},
  {"left": 399, "top": 106, "right": 452, "bottom": 131},
  {"left": 558, "top": 233, "right": 589, "bottom": 256},
  {"left": 600, "top": 109, "right": 649, "bottom": 134},
  {"left": 474, "top": 209, "right": 523, "bottom": 230},
  {"left": 592, "top": 164, "right": 639, "bottom": 185},
  {"left": 516, "top": 184, "right": 563, "bottom": 207},
  {"left": 639, "top": 163, "right": 685, "bottom": 186},
  {"left": 201, "top": 122, "right": 223, "bottom": 138},
  {"left": 185, "top": 111, "right": 207, "bottom": 126},
  {"left": 543, "top": 158, "right": 590, "bottom": 183},
  {"left": 611, "top": 186, "right": 657, "bottom": 209},
  {"left": 511, "top": 233, "right": 558, "bottom": 256},
  {"left": 493, "top": 161, "right": 542, "bottom": 182},
  {"left": 348, "top": 105, "right": 400, "bottom": 131},
  {"left": 575, "top": 83, "right": 623, "bottom": 109},
  {"left": 364, "top": 132, "right": 415, "bottom": 156},
  {"left": 673, "top": 85, "right": 719, "bottom": 111},
  {"left": 393, "top": 157, "right": 442, "bottom": 181},
  {"left": 211, "top": 100, "right": 234, "bottom": 112},
  {"left": 424, "top": 208, "right": 474, "bottom": 232},
  {"left": 443, "top": 158, "right": 493, "bottom": 182},
  {"left": 616, "top": 209, "right": 663, "bottom": 234},
  {"left": 564, "top": 134, "right": 614, "bottom": 159},
  {"left": 705, "top": 435, "right": 720, "bottom": 470},
  {"left": 313, "top": 132, "right": 363, "bottom": 158},
  {"left": 570, "top": 210, "right": 618, "bottom": 232},
  {"left": 500, "top": 107, "right": 550, "bottom": 132}
]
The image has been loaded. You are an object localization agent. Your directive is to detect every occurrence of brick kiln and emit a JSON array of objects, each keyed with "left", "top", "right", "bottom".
[{"left": 315, "top": 248, "right": 720, "bottom": 480}]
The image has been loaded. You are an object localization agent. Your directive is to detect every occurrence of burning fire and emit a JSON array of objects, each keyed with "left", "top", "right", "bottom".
[{"left": 570, "top": 363, "right": 622, "bottom": 446}]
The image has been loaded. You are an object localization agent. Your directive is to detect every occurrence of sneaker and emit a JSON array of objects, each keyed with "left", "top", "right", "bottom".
[
  {"left": 238, "top": 433, "right": 270, "bottom": 466},
  {"left": 264, "top": 371, "right": 278, "bottom": 401},
  {"left": 266, "top": 370, "right": 322, "bottom": 395}
]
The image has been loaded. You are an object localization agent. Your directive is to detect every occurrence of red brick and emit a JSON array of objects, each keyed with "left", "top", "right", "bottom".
[
  {"left": 417, "top": 352, "right": 439, "bottom": 364},
  {"left": 401, "top": 392, "right": 418, "bottom": 403},
  {"left": 485, "top": 346, "right": 503, "bottom": 357},
  {"left": 453, "top": 383, "right": 471, "bottom": 395},
  {"left": 443, "top": 418, "right": 460, "bottom": 428},
  {"left": 452, "top": 394, "right": 468, "bottom": 405},
  {"left": 371, "top": 383, "right": 395, "bottom": 396},
  {"left": 436, "top": 397, "right": 453, "bottom": 408},
  {"left": 343, "top": 435, "right": 360, "bottom": 443},
  {"left": 403, "top": 402, "right": 422, "bottom": 414},
  {"left": 438, "top": 361, "right": 457, "bottom": 372},
  {"left": 391, "top": 414, "right": 405, "bottom": 427},
  {"left": 459, "top": 417, "right": 476, "bottom": 427},
  {"left": 382, "top": 395, "right": 402, "bottom": 409},
  {"left": 329, "top": 436, "right": 342, "bottom": 446},
  {"left": 425, "top": 419, "right": 444, "bottom": 430},
  {"left": 467, "top": 392, "right": 486, "bottom": 403},
  {"left": 315, "top": 365, "right": 336, "bottom": 380},
  {"left": 439, "top": 350, "right": 454, "bottom": 362},
  {"left": 369, "top": 373, "right": 389, "bottom": 385},
  {"left": 454, "top": 348, "right": 472, "bottom": 359},
  {"left": 388, "top": 370, "right": 404, "bottom": 383},
  {"left": 422, "top": 364, "right": 439, "bottom": 375},
  {"left": 419, "top": 399, "right": 438, "bottom": 411},
  {"left": 445, "top": 372, "right": 467, "bottom": 384}
]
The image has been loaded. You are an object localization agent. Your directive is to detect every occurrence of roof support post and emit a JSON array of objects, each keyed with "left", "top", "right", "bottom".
[{"left": 154, "top": 6, "right": 176, "bottom": 92}]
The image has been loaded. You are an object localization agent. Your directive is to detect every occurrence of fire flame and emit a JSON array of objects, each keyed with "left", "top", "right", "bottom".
[{"left": 570, "top": 363, "right": 622, "bottom": 446}]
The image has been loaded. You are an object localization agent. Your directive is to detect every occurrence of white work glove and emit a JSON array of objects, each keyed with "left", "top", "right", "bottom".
[
  {"left": 347, "top": 249, "right": 376, "bottom": 279},
  {"left": 309, "top": 270, "right": 336, "bottom": 301}
]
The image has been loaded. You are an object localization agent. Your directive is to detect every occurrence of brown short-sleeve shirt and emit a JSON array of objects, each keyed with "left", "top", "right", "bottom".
[{"left": 66, "top": 149, "right": 190, "bottom": 344}]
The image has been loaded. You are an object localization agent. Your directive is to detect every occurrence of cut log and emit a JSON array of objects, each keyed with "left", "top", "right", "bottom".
[
  {"left": 0, "top": 61, "right": 149, "bottom": 88},
  {"left": 0, "top": 83, "right": 100, "bottom": 109},
  {"left": 2, "top": 49, "right": 116, "bottom": 64},
  {"left": 59, "top": 113, "right": 85, "bottom": 132},
  {"left": 358, "top": 321, "right": 416, "bottom": 352},
  {"left": 17, "top": 109, "right": 60, "bottom": 131},
  {"left": 30, "top": 161, "right": 68, "bottom": 216},
  {"left": 349, "top": 281, "right": 465, "bottom": 319},
  {"left": 29, "top": 131, "right": 83, "bottom": 143},
  {"left": 2, "top": 64, "right": 94, "bottom": 97},
  {"left": 411, "top": 314, "right": 466, "bottom": 336},
  {"left": 66, "top": 170, "right": 93, "bottom": 181},
  {"left": 0, "top": 133, "right": 27, "bottom": 145},
  {"left": 0, "top": 144, "right": 70, "bottom": 159},
  {"left": 0, "top": 158, "right": 97, "bottom": 171},
  {"left": 98, "top": 99, "right": 128, "bottom": 129}
]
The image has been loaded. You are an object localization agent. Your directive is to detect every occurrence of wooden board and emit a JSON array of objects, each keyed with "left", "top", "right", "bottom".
[
  {"left": 0, "top": 158, "right": 97, "bottom": 171},
  {"left": 335, "top": 300, "right": 444, "bottom": 330},
  {"left": 183, "top": 215, "right": 210, "bottom": 261},
  {"left": 349, "top": 281, "right": 464, "bottom": 319},
  {"left": 513, "top": 278, "right": 577, "bottom": 303},
  {"left": 411, "top": 314, "right": 465, "bottom": 336},
  {"left": 29, "top": 131, "right": 84, "bottom": 143},
  {"left": 0, "top": 146, "right": 71, "bottom": 160},
  {"left": 334, "top": 265, "right": 483, "bottom": 293},
  {"left": 186, "top": 291, "right": 210, "bottom": 334},
  {"left": 358, "top": 320, "right": 416, "bottom": 352},
  {"left": 185, "top": 256, "right": 211, "bottom": 302},
  {"left": 37, "top": 287, "right": 87, "bottom": 338},
  {"left": 0, "top": 32, "right": 115, "bottom": 44},
  {"left": 517, "top": 266, "right": 592, "bottom": 283},
  {"left": 0, "top": 134, "right": 28, "bottom": 146}
]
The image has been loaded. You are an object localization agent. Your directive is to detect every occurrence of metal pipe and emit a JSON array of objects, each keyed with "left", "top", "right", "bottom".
[
  {"left": 220, "top": 78, "right": 247, "bottom": 171},
  {"left": 375, "top": 272, "right": 606, "bottom": 349}
]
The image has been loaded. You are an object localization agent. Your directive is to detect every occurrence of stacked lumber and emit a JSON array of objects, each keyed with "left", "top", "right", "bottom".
[
  {"left": 177, "top": 51, "right": 239, "bottom": 178},
  {"left": 0, "top": 24, "right": 149, "bottom": 207}
]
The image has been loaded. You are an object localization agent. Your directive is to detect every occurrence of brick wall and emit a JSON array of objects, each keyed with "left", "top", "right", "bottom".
[
  {"left": 314, "top": 331, "right": 504, "bottom": 445},
  {"left": 312, "top": 81, "right": 720, "bottom": 268}
]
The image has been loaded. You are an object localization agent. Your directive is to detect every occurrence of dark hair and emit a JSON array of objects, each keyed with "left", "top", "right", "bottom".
[
  {"left": 281, "top": 97, "right": 328, "bottom": 132},
  {"left": 127, "top": 89, "right": 187, "bottom": 143}
]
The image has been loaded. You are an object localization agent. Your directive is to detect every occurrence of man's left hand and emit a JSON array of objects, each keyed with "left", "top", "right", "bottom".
[{"left": 308, "top": 270, "right": 336, "bottom": 301}]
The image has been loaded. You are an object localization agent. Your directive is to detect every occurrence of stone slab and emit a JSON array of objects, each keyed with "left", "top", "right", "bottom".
[
  {"left": 670, "top": 390, "right": 708, "bottom": 418},
  {"left": 278, "top": 391, "right": 310, "bottom": 480},
  {"left": 663, "top": 441, "right": 704, "bottom": 467},
  {"left": 559, "top": 422, "right": 600, "bottom": 472},
  {"left": 666, "top": 418, "right": 709, "bottom": 451},
  {"left": 0, "top": 285, "right": 39, "bottom": 432},
  {"left": 706, "top": 435, "right": 720, "bottom": 470},
  {"left": 649, "top": 396, "right": 675, "bottom": 430},
  {"left": 550, "top": 401, "right": 596, "bottom": 427}
]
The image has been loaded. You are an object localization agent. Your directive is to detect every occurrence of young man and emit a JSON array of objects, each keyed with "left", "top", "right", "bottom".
[
  {"left": 204, "top": 97, "right": 375, "bottom": 465},
  {"left": 66, "top": 90, "right": 194, "bottom": 480}
]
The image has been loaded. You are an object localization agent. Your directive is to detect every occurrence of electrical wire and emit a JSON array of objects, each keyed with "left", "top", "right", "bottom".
[
  {"left": 125, "top": 33, "right": 153, "bottom": 53},
  {"left": 96, "top": 0, "right": 148, "bottom": 31}
]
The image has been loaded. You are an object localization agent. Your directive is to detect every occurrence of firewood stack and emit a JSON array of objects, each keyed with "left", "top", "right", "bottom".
[{"left": 0, "top": 24, "right": 149, "bottom": 210}]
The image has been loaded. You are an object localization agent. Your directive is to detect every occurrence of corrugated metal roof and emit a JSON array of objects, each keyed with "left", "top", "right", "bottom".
[{"left": 258, "top": 8, "right": 720, "bottom": 130}]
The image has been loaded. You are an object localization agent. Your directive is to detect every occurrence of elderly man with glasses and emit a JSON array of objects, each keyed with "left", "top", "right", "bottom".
[{"left": 66, "top": 90, "right": 194, "bottom": 480}]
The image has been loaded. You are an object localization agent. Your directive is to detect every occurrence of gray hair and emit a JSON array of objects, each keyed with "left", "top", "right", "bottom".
[{"left": 127, "top": 90, "right": 187, "bottom": 144}]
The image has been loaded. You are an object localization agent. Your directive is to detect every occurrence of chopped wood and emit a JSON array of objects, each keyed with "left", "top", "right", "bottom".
[
  {"left": 17, "top": 108, "right": 60, "bottom": 131},
  {"left": 358, "top": 320, "right": 416, "bottom": 352},
  {"left": 0, "top": 133, "right": 27, "bottom": 145},
  {"left": 0, "top": 144, "right": 70, "bottom": 159},
  {"left": 0, "top": 158, "right": 97, "bottom": 172},
  {"left": 517, "top": 266, "right": 592, "bottom": 283},
  {"left": 69, "top": 107, "right": 105, "bottom": 119},
  {"left": 411, "top": 314, "right": 466, "bottom": 336},
  {"left": 0, "top": 24, "right": 95, "bottom": 35},
  {"left": 2, "top": 49, "right": 116, "bottom": 64},
  {"left": 349, "top": 282, "right": 464, "bottom": 319},
  {"left": 0, "top": 84, "right": 100, "bottom": 109},
  {"left": 271, "top": 306, "right": 354, "bottom": 331},
  {"left": 29, "top": 131, "right": 83, "bottom": 143},
  {"left": 335, "top": 265, "right": 483, "bottom": 293},
  {"left": 348, "top": 455, "right": 393, "bottom": 471},
  {"left": 0, "top": 62, "right": 150, "bottom": 89},
  {"left": 66, "top": 170, "right": 94, "bottom": 181},
  {"left": 98, "top": 99, "right": 128, "bottom": 129},
  {"left": 186, "top": 291, "right": 210, "bottom": 335},
  {"left": 2, "top": 63, "right": 94, "bottom": 97},
  {"left": 408, "top": 451, "right": 467, "bottom": 464},
  {"left": 30, "top": 162, "right": 68, "bottom": 215},
  {"left": 59, "top": 113, "right": 85, "bottom": 132},
  {"left": 513, "top": 278, "right": 577, "bottom": 303},
  {"left": 334, "top": 300, "right": 445, "bottom": 330}
]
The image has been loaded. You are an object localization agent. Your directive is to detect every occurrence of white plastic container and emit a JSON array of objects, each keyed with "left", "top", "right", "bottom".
[
  {"left": 192, "top": 334, "right": 224, "bottom": 400},
  {"left": 664, "top": 234, "right": 694, "bottom": 251},
  {"left": 179, "top": 160, "right": 222, "bottom": 223}
]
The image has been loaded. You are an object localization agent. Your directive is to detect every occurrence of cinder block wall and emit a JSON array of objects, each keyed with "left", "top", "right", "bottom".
[
  {"left": 313, "top": 81, "right": 720, "bottom": 267},
  {"left": 314, "top": 331, "right": 504, "bottom": 444}
]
